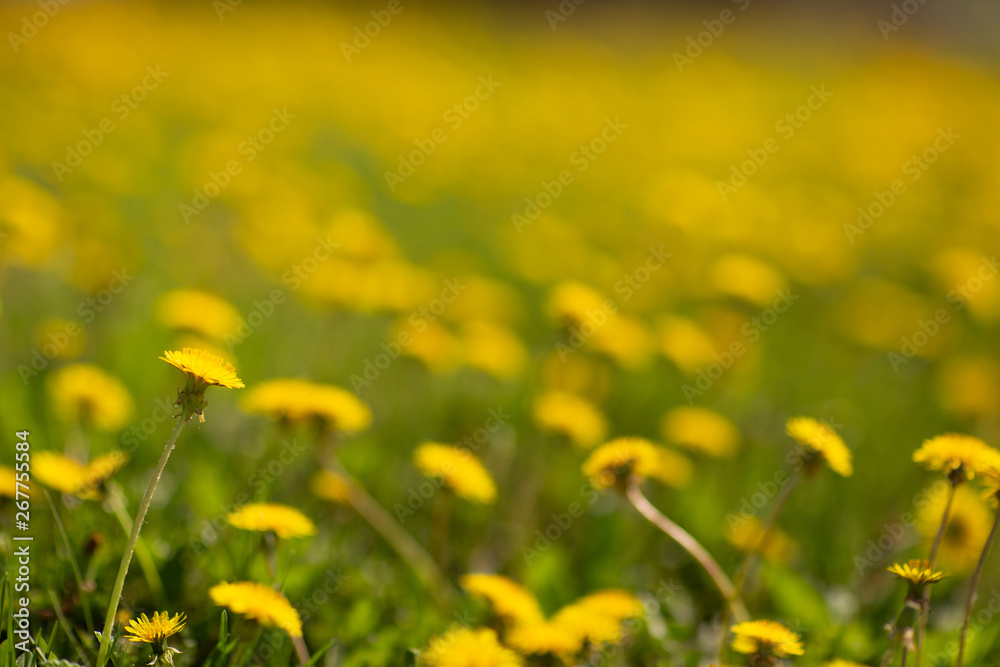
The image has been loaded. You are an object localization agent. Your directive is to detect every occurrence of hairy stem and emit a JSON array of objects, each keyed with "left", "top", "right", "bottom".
[{"left": 956, "top": 507, "right": 1000, "bottom": 667}]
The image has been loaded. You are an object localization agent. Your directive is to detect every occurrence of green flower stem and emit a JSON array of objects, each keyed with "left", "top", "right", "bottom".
[
  {"left": 107, "top": 482, "right": 164, "bottom": 596},
  {"left": 44, "top": 489, "right": 94, "bottom": 635},
  {"left": 626, "top": 481, "right": 749, "bottom": 623},
  {"left": 917, "top": 479, "right": 958, "bottom": 667},
  {"left": 96, "top": 413, "right": 188, "bottom": 667},
  {"left": 956, "top": 507, "right": 1000, "bottom": 667}
]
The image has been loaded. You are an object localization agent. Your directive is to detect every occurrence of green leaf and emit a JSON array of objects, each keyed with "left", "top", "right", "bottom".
[{"left": 302, "top": 638, "right": 337, "bottom": 667}]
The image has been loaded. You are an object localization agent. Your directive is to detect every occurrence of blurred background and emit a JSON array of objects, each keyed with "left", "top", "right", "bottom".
[{"left": 3, "top": 0, "right": 1000, "bottom": 664}]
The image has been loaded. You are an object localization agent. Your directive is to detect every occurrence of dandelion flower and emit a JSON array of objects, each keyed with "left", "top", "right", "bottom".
[
  {"left": 1, "top": 466, "right": 21, "bottom": 498},
  {"left": 160, "top": 348, "right": 243, "bottom": 421},
  {"left": 571, "top": 589, "right": 644, "bottom": 621},
  {"left": 227, "top": 503, "right": 316, "bottom": 539},
  {"left": 661, "top": 406, "right": 740, "bottom": 458},
  {"left": 657, "top": 316, "right": 716, "bottom": 375},
  {"left": 583, "top": 437, "right": 689, "bottom": 490},
  {"left": 48, "top": 364, "right": 134, "bottom": 432},
  {"left": 155, "top": 289, "right": 240, "bottom": 341},
  {"left": 34, "top": 450, "right": 128, "bottom": 499},
  {"left": 460, "top": 321, "right": 527, "bottom": 380},
  {"left": 786, "top": 417, "right": 852, "bottom": 477},
  {"left": 460, "top": 574, "right": 544, "bottom": 625},
  {"left": 532, "top": 390, "right": 607, "bottom": 448},
  {"left": 730, "top": 620, "right": 804, "bottom": 658},
  {"left": 209, "top": 581, "right": 302, "bottom": 637},
  {"left": 547, "top": 282, "right": 608, "bottom": 326},
  {"left": 125, "top": 611, "right": 186, "bottom": 666},
  {"left": 311, "top": 470, "right": 353, "bottom": 504},
  {"left": 823, "top": 661, "right": 870, "bottom": 667},
  {"left": 242, "top": 378, "right": 371, "bottom": 432},
  {"left": 506, "top": 622, "right": 581, "bottom": 656},
  {"left": 726, "top": 516, "right": 797, "bottom": 565},
  {"left": 413, "top": 443, "right": 496, "bottom": 503},
  {"left": 913, "top": 433, "right": 1000, "bottom": 481},
  {"left": 551, "top": 603, "right": 623, "bottom": 646},
  {"left": 420, "top": 627, "right": 522, "bottom": 667},
  {"left": 888, "top": 560, "right": 947, "bottom": 594}
]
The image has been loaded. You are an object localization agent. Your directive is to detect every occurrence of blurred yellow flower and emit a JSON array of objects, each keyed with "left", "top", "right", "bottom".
[
  {"left": 547, "top": 282, "right": 609, "bottom": 326},
  {"left": 242, "top": 378, "right": 371, "bottom": 432},
  {"left": 937, "top": 358, "right": 1000, "bottom": 418},
  {"left": 33, "top": 319, "right": 85, "bottom": 360},
  {"left": 459, "top": 573, "right": 544, "bottom": 626},
  {"left": 227, "top": 503, "right": 316, "bottom": 539},
  {"left": 786, "top": 417, "right": 852, "bottom": 477},
  {"left": 730, "top": 620, "right": 804, "bottom": 658},
  {"left": 591, "top": 315, "right": 654, "bottom": 369},
  {"left": 506, "top": 622, "right": 580, "bottom": 656},
  {"left": 420, "top": 627, "right": 522, "bottom": 667},
  {"left": 823, "top": 661, "right": 870, "bottom": 667},
  {"left": 209, "top": 581, "right": 302, "bottom": 637},
  {"left": 661, "top": 406, "right": 740, "bottom": 458},
  {"left": 709, "top": 254, "right": 786, "bottom": 307},
  {"left": 550, "top": 603, "right": 622, "bottom": 646},
  {"left": 532, "top": 390, "right": 607, "bottom": 448},
  {"left": 34, "top": 450, "right": 128, "bottom": 499},
  {"left": 583, "top": 437, "right": 690, "bottom": 490},
  {"left": 459, "top": 321, "right": 527, "bottom": 380},
  {"left": 571, "top": 589, "right": 644, "bottom": 621},
  {"left": 657, "top": 316, "right": 716, "bottom": 375},
  {"left": 725, "top": 516, "right": 797, "bottom": 565},
  {"left": 155, "top": 288, "right": 241, "bottom": 341},
  {"left": 413, "top": 443, "right": 496, "bottom": 503},
  {"left": 913, "top": 433, "right": 1000, "bottom": 480},
  {"left": 48, "top": 364, "right": 134, "bottom": 432},
  {"left": 0, "top": 466, "right": 19, "bottom": 498},
  {"left": 310, "top": 469, "right": 353, "bottom": 504},
  {"left": 160, "top": 347, "right": 244, "bottom": 390},
  {"left": 917, "top": 485, "right": 992, "bottom": 574}
]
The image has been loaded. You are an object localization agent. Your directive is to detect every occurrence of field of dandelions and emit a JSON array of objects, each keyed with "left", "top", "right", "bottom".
[{"left": 4, "top": 2, "right": 1000, "bottom": 667}]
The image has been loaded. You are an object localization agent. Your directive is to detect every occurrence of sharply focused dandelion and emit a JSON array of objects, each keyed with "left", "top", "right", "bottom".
[
  {"left": 888, "top": 560, "right": 947, "bottom": 591},
  {"left": 420, "top": 627, "right": 523, "bottom": 667},
  {"left": 730, "top": 620, "right": 805, "bottom": 663},
  {"left": 884, "top": 560, "right": 947, "bottom": 665},
  {"left": 209, "top": 581, "right": 303, "bottom": 637},
  {"left": 125, "top": 612, "right": 186, "bottom": 666}
]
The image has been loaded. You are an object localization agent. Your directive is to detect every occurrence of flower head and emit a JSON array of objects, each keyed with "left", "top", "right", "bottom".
[
  {"left": 125, "top": 611, "right": 186, "bottom": 666},
  {"left": 311, "top": 470, "right": 353, "bottom": 504},
  {"left": 506, "top": 622, "right": 581, "bottom": 656},
  {"left": 227, "top": 503, "right": 316, "bottom": 539},
  {"left": 888, "top": 560, "right": 947, "bottom": 598},
  {"left": 917, "top": 485, "right": 992, "bottom": 574},
  {"left": 155, "top": 289, "right": 240, "bottom": 341},
  {"left": 242, "top": 378, "right": 371, "bottom": 432},
  {"left": 570, "top": 589, "right": 644, "bottom": 621},
  {"left": 913, "top": 434, "right": 1000, "bottom": 481},
  {"left": 786, "top": 417, "right": 852, "bottom": 477},
  {"left": 661, "top": 406, "right": 741, "bottom": 458},
  {"left": 460, "top": 573, "right": 544, "bottom": 626},
  {"left": 582, "top": 437, "right": 690, "bottom": 490},
  {"left": 730, "top": 620, "right": 804, "bottom": 658},
  {"left": 48, "top": 364, "right": 134, "bottom": 432},
  {"left": 209, "top": 581, "right": 302, "bottom": 637},
  {"left": 532, "top": 390, "right": 607, "bottom": 448},
  {"left": 160, "top": 348, "right": 243, "bottom": 421},
  {"left": 420, "top": 627, "right": 522, "bottom": 667},
  {"left": 726, "top": 517, "right": 797, "bottom": 565},
  {"left": 413, "top": 443, "right": 496, "bottom": 503},
  {"left": 823, "top": 661, "right": 870, "bottom": 667},
  {"left": 34, "top": 450, "right": 128, "bottom": 499},
  {"left": 550, "top": 603, "right": 623, "bottom": 646}
]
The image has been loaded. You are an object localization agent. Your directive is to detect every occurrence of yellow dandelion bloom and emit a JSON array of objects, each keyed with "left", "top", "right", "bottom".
[
  {"left": 730, "top": 620, "right": 804, "bottom": 658},
  {"left": 547, "top": 282, "right": 609, "bottom": 326},
  {"left": 726, "top": 517, "right": 797, "bottom": 565},
  {"left": 209, "top": 581, "right": 302, "bottom": 637},
  {"left": 916, "top": 485, "right": 992, "bottom": 574},
  {"left": 888, "top": 560, "right": 947, "bottom": 589},
  {"left": 657, "top": 316, "right": 716, "bottom": 375},
  {"left": 48, "top": 364, "right": 134, "bottom": 432},
  {"left": 460, "top": 321, "right": 527, "bottom": 380},
  {"left": 160, "top": 348, "right": 244, "bottom": 390},
  {"left": 506, "top": 622, "right": 581, "bottom": 656},
  {"left": 34, "top": 450, "right": 128, "bottom": 499},
  {"left": 823, "top": 661, "right": 870, "bottom": 667},
  {"left": 913, "top": 433, "right": 1000, "bottom": 480},
  {"left": 242, "top": 378, "right": 371, "bottom": 432},
  {"left": 227, "top": 503, "right": 316, "bottom": 539},
  {"left": 572, "top": 590, "right": 644, "bottom": 621},
  {"left": 124, "top": 611, "right": 186, "bottom": 644},
  {"left": 33, "top": 319, "right": 85, "bottom": 360},
  {"left": 413, "top": 443, "right": 496, "bottom": 503},
  {"left": 583, "top": 437, "right": 686, "bottom": 490},
  {"left": 155, "top": 289, "right": 240, "bottom": 341},
  {"left": 786, "top": 417, "right": 852, "bottom": 477},
  {"left": 551, "top": 603, "right": 623, "bottom": 646},
  {"left": 709, "top": 254, "right": 787, "bottom": 307},
  {"left": 420, "top": 627, "right": 523, "bottom": 667},
  {"left": 311, "top": 470, "right": 353, "bottom": 504},
  {"left": 590, "top": 316, "right": 654, "bottom": 369},
  {"left": 460, "top": 574, "right": 544, "bottom": 626},
  {"left": 0, "top": 466, "right": 16, "bottom": 498},
  {"left": 661, "top": 406, "right": 740, "bottom": 458},
  {"left": 532, "top": 390, "right": 607, "bottom": 448}
]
